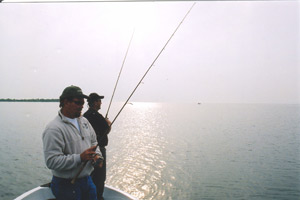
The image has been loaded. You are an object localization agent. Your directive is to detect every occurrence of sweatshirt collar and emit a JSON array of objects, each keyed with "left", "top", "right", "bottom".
[{"left": 58, "top": 110, "right": 82, "bottom": 123}]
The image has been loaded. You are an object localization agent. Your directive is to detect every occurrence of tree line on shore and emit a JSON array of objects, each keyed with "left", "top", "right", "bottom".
[{"left": 0, "top": 98, "right": 59, "bottom": 102}]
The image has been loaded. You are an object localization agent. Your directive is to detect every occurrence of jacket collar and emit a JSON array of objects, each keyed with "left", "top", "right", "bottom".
[{"left": 58, "top": 110, "right": 82, "bottom": 123}]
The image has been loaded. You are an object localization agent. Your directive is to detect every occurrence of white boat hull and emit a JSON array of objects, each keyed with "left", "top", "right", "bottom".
[{"left": 14, "top": 183, "right": 138, "bottom": 200}]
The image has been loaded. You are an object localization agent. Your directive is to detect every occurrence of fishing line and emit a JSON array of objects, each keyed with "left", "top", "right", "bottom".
[
  {"left": 111, "top": 2, "right": 196, "bottom": 126},
  {"left": 105, "top": 29, "right": 135, "bottom": 119}
]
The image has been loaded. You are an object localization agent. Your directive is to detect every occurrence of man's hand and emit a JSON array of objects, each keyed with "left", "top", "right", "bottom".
[
  {"left": 105, "top": 118, "right": 112, "bottom": 134},
  {"left": 93, "top": 155, "right": 104, "bottom": 168},
  {"left": 80, "top": 145, "right": 97, "bottom": 162},
  {"left": 105, "top": 118, "right": 112, "bottom": 126}
]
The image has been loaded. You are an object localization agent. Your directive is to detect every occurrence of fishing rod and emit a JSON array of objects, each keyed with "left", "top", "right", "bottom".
[
  {"left": 71, "top": 123, "right": 111, "bottom": 183},
  {"left": 71, "top": 144, "right": 100, "bottom": 184},
  {"left": 105, "top": 29, "right": 135, "bottom": 119},
  {"left": 110, "top": 2, "right": 196, "bottom": 126},
  {"left": 73, "top": 30, "right": 135, "bottom": 182}
]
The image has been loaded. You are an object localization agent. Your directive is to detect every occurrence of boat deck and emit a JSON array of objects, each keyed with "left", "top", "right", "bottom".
[{"left": 14, "top": 183, "right": 137, "bottom": 200}]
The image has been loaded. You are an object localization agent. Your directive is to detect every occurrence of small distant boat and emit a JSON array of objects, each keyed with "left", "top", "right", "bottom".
[{"left": 14, "top": 183, "right": 138, "bottom": 200}]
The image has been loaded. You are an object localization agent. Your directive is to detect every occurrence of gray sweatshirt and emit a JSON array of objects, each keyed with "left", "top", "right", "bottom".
[{"left": 42, "top": 111, "right": 101, "bottom": 179}]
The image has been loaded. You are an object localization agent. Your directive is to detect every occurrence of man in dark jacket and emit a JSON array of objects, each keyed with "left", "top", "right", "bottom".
[{"left": 83, "top": 93, "right": 111, "bottom": 200}]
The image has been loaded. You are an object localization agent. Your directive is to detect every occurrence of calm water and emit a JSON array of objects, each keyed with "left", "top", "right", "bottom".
[{"left": 0, "top": 102, "right": 299, "bottom": 200}]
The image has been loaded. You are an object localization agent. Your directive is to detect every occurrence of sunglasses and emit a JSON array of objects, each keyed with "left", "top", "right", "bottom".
[{"left": 72, "top": 100, "right": 85, "bottom": 106}]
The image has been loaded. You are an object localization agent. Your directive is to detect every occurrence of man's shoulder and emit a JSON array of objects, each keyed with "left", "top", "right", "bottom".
[
  {"left": 43, "top": 115, "right": 65, "bottom": 138},
  {"left": 83, "top": 109, "right": 95, "bottom": 117},
  {"left": 45, "top": 114, "right": 64, "bottom": 129},
  {"left": 84, "top": 109, "right": 104, "bottom": 119}
]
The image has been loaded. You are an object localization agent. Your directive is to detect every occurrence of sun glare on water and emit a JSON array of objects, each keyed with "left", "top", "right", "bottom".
[
  {"left": 108, "top": 101, "right": 166, "bottom": 199},
  {"left": 130, "top": 102, "right": 159, "bottom": 109}
]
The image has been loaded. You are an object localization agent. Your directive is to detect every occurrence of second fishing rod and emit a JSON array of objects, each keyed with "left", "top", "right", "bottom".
[
  {"left": 71, "top": 30, "right": 135, "bottom": 185},
  {"left": 110, "top": 2, "right": 196, "bottom": 126}
]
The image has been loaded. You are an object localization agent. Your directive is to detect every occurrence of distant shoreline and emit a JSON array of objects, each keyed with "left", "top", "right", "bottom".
[{"left": 0, "top": 99, "right": 59, "bottom": 102}]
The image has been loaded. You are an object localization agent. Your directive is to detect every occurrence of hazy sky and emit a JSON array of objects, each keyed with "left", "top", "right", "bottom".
[{"left": 0, "top": 1, "right": 299, "bottom": 103}]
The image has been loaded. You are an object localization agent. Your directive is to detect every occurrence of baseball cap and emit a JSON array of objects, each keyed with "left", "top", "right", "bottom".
[
  {"left": 60, "top": 85, "right": 89, "bottom": 99},
  {"left": 88, "top": 93, "right": 104, "bottom": 103}
]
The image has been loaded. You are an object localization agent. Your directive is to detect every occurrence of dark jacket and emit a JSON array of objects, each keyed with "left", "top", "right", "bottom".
[{"left": 83, "top": 108, "right": 109, "bottom": 147}]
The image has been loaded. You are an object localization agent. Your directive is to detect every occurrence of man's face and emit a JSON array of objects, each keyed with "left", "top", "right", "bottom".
[
  {"left": 64, "top": 97, "right": 85, "bottom": 118},
  {"left": 94, "top": 99, "right": 102, "bottom": 110}
]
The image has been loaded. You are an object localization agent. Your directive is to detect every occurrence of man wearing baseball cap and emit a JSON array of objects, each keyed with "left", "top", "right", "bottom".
[
  {"left": 84, "top": 92, "right": 112, "bottom": 200},
  {"left": 42, "top": 85, "right": 103, "bottom": 200}
]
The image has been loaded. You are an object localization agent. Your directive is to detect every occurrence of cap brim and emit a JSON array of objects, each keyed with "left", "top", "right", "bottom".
[
  {"left": 78, "top": 94, "right": 89, "bottom": 99},
  {"left": 88, "top": 96, "right": 104, "bottom": 100}
]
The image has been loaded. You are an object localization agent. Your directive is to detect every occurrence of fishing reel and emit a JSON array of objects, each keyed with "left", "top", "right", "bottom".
[{"left": 92, "top": 155, "right": 104, "bottom": 168}]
